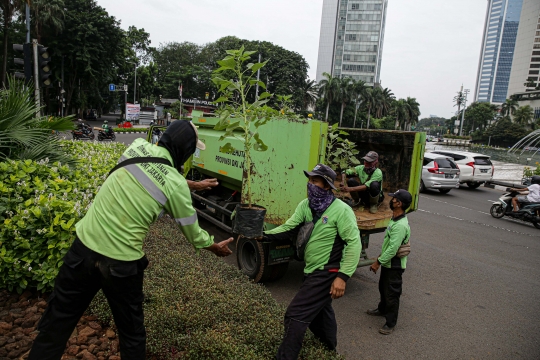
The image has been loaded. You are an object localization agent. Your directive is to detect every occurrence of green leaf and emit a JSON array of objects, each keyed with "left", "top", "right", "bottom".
[
  {"left": 251, "top": 62, "right": 266, "bottom": 74},
  {"left": 217, "top": 58, "right": 236, "bottom": 70},
  {"left": 253, "top": 133, "right": 268, "bottom": 152},
  {"left": 219, "top": 143, "right": 236, "bottom": 154}
]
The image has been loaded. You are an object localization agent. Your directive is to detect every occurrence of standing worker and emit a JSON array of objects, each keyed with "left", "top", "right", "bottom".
[
  {"left": 29, "top": 121, "right": 233, "bottom": 360},
  {"left": 367, "top": 189, "right": 412, "bottom": 335},
  {"left": 340, "top": 151, "right": 383, "bottom": 213},
  {"left": 263, "top": 164, "right": 360, "bottom": 359}
]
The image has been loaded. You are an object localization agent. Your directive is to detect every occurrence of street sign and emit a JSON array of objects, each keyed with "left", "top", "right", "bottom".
[
  {"left": 124, "top": 85, "right": 128, "bottom": 92},
  {"left": 109, "top": 84, "right": 115, "bottom": 91}
]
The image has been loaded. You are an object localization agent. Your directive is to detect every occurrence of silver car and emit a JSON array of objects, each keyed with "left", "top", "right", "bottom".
[{"left": 421, "top": 153, "right": 460, "bottom": 194}]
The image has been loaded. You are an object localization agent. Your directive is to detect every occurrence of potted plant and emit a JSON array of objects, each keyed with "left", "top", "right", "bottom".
[{"left": 212, "top": 47, "right": 275, "bottom": 238}]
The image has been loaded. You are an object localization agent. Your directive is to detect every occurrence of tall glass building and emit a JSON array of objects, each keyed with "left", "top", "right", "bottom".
[
  {"left": 474, "top": 0, "right": 524, "bottom": 104},
  {"left": 316, "top": 0, "right": 388, "bottom": 86}
]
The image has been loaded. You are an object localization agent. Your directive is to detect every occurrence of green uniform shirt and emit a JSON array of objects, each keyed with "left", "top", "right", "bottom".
[
  {"left": 345, "top": 165, "right": 383, "bottom": 190},
  {"left": 75, "top": 138, "right": 213, "bottom": 261},
  {"left": 378, "top": 214, "right": 410, "bottom": 269},
  {"left": 265, "top": 198, "right": 360, "bottom": 279}
]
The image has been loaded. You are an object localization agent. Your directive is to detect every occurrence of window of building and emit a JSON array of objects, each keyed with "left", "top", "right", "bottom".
[
  {"left": 346, "top": 34, "right": 357, "bottom": 41},
  {"left": 351, "top": 3, "right": 359, "bottom": 10},
  {"left": 535, "top": 44, "right": 540, "bottom": 49},
  {"left": 531, "top": 64, "right": 540, "bottom": 68},
  {"left": 535, "top": 38, "right": 540, "bottom": 43},
  {"left": 532, "top": 57, "right": 540, "bottom": 63},
  {"left": 530, "top": 70, "right": 540, "bottom": 75}
]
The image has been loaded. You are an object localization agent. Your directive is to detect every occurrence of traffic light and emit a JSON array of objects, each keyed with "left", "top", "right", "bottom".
[
  {"left": 13, "top": 44, "right": 32, "bottom": 83},
  {"left": 36, "top": 45, "right": 52, "bottom": 88}
]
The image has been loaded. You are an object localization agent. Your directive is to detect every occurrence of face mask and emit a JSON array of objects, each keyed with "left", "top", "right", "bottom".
[{"left": 307, "top": 182, "right": 334, "bottom": 213}]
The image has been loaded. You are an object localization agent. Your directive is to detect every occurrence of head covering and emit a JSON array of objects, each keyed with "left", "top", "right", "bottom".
[
  {"left": 303, "top": 163, "right": 337, "bottom": 190},
  {"left": 158, "top": 121, "right": 205, "bottom": 172},
  {"left": 362, "top": 151, "right": 379, "bottom": 162},
  {"left": 389, "top": 189, "right": 412, "bottom": 204}
]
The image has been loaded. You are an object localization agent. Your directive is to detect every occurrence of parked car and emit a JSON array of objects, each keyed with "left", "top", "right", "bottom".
[
  {"left": 421, "top": 153, "right": 460, "bottom": 194},
  {"left": 524, "top": 146, "right": 538, "bottom": 151},
  {"left": 430, "top": 150, "right": 493, "bottom": 188}
]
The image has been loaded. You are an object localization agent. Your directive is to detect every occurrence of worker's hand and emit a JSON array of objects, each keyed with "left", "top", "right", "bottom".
[
  {"left": 370, "top": 261, "right": 380, "bottom": 274},
  {"left": 330, "top": 277, "right": 346, "bottom": 299},
  {"left": 339, "top": 185, "right": 350, "bottom": 193},
  {"left": 188, "top": 178, "right": 219, "bottom": 191},
  {"left": 206, "top": 237, "right": 234, "bottom": 257}
]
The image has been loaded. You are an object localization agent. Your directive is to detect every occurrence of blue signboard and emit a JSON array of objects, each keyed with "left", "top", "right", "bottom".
[{"left": 109, "top": 84, "right": 115, "bottom": 91}]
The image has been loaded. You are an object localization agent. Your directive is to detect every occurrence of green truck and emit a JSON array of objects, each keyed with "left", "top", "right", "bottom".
[{"left": 148, "top": 111, "right": 426, "bottom": 282}]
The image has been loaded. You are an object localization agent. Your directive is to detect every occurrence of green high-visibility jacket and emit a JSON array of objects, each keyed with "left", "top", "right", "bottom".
[
  {"left": 265, "top": 198, "right": 360, "bottom": 281},
  {"left": 378, "top": 214, "right": 410, "bottom": 269},
  {"left": 75, "top": 138, "right": 213, "bottom": 261},
  {"left": 345, "top": 165, "right": 383, "bottom": 190}
]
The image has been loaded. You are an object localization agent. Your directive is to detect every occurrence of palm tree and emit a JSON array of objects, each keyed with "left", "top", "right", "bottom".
[
  {"left": 318, "top": 72, "right": 339, "bottom": 122},
  {"left": 404, "top": 97, "right": 420, "bottom": 131},
  {"left": 31, "top": 0, "right": 65, "bottom": 43},
  {"left": 0, "top": 0, "right": 24, "bottom": 86},
  {"left": 500, "top": 98, "right": 518, "bottom": 117},
  {"left": 361, "top": 88, "right": 374, "bottom": 129},
  {"left": 301, "top": 79, "right": 318, "bottom": 112},
  {"left": 392, "top": 99, "right": 409, "bottom": 130},
  {"left": 336, "top": 77, "right": 353, "bottom": 127},
  {"left": 377, "top": 87, "right": 395, "bottom": 118},
  {"left": 513, "top": 105, "right": 534, "bottom": 127},
  {"left": 352, "top": 79, "right": 367, "bottom": 128}
]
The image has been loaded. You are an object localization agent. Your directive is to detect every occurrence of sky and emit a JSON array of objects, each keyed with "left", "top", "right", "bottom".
[{"left": 97, "top": 0, "right": 488, "bottom": 119}]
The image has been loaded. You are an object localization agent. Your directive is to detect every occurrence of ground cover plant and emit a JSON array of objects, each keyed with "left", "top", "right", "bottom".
[
  {"left": 89, "top": 217, "right": 344, "bottom": 360},
  {"left": 0, "top": 141, "right": 126, "bottom": 293}
]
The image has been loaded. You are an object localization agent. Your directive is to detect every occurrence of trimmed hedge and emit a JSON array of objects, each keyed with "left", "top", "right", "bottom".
[
  {"left": 0, "top": 141, "right": 126, "bottom": 293},
  {"left": 112, "top": 127, "right": 150, "bottom": 133},
  {"left": 89, "top": 217, "right": 344, "bottom": 360}
]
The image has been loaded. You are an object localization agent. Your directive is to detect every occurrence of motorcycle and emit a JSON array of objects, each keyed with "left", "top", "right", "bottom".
[
  {"left": 490, "top": 188, "right": 540, "bottom": 229},
  {"left": 97, "top": 127, "right": 116, "bottom": 141},
  {"left": 72, "top": 123, "right": 95, "bottom": 140}
]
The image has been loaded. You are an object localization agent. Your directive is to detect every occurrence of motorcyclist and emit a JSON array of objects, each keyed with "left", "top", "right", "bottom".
[{"left": 510, "top": 175, "right": 540, "bottom": 211}]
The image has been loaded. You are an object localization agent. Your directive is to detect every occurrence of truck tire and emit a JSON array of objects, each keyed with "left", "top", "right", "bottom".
[{"left": 236, "top": 237, "right": 289, "bottom": 283}]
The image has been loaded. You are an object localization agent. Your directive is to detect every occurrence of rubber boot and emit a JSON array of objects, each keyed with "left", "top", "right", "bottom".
[{"left": 369, "top": 195, "right": 379, "bottom": 214}]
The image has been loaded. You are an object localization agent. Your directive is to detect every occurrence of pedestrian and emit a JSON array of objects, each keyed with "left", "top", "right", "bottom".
[
  {"left": 367, "top": 189, "right": 412, "bottom": 335},
  {"left": 263, "top": 164, "right": 360, "bottom": 359},
  {"left": 28, "top": 120, "right": 234, "bottom": 360},
  {"left": 340, "top": 151, "right": 384, "bottom": 214}
]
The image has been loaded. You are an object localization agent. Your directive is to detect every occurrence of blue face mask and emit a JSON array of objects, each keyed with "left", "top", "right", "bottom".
[{"left": 307, "top": 182, "right": 334, "bottom": 213}]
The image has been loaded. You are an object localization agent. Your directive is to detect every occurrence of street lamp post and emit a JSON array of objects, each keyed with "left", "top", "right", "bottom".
[{"left": 459, "top": 89, "right": 470, "bottom": 137}]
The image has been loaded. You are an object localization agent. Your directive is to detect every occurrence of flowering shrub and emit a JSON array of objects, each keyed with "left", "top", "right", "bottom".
[
  {"left": 0, "top": 141, "right": 126, "bottom": 293},
  {"left": 523, "top": 162, "right": 540, "bottom": 177}
]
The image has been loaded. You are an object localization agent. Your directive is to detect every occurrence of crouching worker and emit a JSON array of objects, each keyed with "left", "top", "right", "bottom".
[
  {"left": 29, "top": 121, "right": 234, "bottom": 360},
  {"left": 340, "top": 151, "right": 383, "bottom": 213},
  {"left": 262, "top": 164, "right": 360, "bottom": 360}
]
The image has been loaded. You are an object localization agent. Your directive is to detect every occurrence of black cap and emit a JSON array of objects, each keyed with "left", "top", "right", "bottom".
[
  {"left": 304, "top": 164, "right": 337, "bottom": 190},
  {"left": 362, "top": 151, "right": 379, "bottom": 162},
  {"left": 389, "top": 189, "right": 412, "bottom": 204}
]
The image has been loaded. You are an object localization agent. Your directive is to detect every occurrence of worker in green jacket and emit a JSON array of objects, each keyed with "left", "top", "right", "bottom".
[
  {"left": 29, "top": 120, "right": 233, "bottom": 360},
  {"left": 264, "top": 164, "right": 360, "bottom": 359},
  {"left": 340, "top": 151, "right": 384, "bottom": 213},
  {"left": 368, "top": 189, "right": 411, "bottom": 335}
]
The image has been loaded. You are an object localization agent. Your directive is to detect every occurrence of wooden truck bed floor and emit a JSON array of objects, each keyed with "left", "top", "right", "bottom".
[{"left": 334, "top": 188, "right": 393, "bottom": 231}]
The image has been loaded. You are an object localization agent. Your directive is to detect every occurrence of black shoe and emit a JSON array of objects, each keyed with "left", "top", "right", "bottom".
[
  {"left": 379, "top": 324, "right": 394, "bottom": 335},
  {"left": 366, "top": 308, "right": 385, "bottom": 316}
]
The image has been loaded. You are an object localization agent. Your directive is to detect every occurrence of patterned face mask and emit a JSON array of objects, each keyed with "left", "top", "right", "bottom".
[{"left": 307, "top": 182, "right": 334, "bottom": 214}]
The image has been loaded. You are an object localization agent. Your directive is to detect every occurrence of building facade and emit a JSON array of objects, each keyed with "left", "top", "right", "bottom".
[
  {"left": 507, "top": 0, "right": 540, "bottom": 98},
  {"left": 315, "top": 0, "right": 388, "bottom": 86},
  {"left": 474, "top": 0, "right": 524, "bottom": 104}
]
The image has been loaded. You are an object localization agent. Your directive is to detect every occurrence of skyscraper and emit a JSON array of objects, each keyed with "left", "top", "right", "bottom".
[
  {"left": 315, "top": 0, "right": 388, "bottom": 86},
  {"left": 507, "top": 0, "right": 540, "bottom": 96},
  {"left": 474, "top": 0, "right": 524, "bottom": 104}
]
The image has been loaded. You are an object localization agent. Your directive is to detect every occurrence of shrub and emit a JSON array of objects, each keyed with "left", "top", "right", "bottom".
[
  {"left": 0, "top": 141, "right": 126, "bottom": 293},
  {"left": 89, "top": 217, "right": 343, "bottom": 360},
  {"left": 112, "top": 127, "right": 149, "bottom": 133}
]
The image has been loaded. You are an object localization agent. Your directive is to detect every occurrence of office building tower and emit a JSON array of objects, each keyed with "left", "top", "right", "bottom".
[
  {"left": 474, "top": 0, "right": 524, "bottom": 104},
  {"left": 507, "top": 0, "right": 540, "bottom": 96},
  {"left": 315, "top": 0, "right": 388, "bottom": 86}
]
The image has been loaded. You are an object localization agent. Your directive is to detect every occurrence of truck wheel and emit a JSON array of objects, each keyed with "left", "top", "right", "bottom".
[
  {"left": 236, "top": 237, "right": 288, "bottom": 282},
  {"left": 490, "top": 204, "right": 504, "bottom": 218}
]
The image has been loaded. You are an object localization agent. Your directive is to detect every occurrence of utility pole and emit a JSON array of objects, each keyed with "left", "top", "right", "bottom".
[
  {"left": 25, "top": 4, "right": 30, "bottom": 43},
  {"left": 61, "top": 56, "right": 64, "bottom": 117},
  {"left": 32, "top": 39, "right": 40, "bottom": 116},
  {"left": 459, "top": 89, "right": 470, "bottom": 136},
  {"left": 133, "top": 63, "right": 137, "bottom": 104}
]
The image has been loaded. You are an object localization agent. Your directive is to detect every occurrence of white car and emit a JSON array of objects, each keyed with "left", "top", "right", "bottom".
[
  {"left": 430, "top": 150, "right": 493, "bottom": 189},
  {"left": 421, "top": 153, "right": 460, "bottom": 194}
]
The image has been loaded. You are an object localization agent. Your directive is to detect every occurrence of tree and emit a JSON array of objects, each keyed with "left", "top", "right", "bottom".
[
  {"left": 336, "top": 77, "right": 353, "bottom": 127},
  {"left": 351, "top": 79, "right": 367, "bottom": 128},
  {"left": 484, "top": 116, "right": 529, "bottom": 146},
  {"left": 300, "top": 79, "right": 318, "bottom": 112},
  {"left": 0, "top": 0, "right": 23, "bottom": 86},
  {"left": 392, "top": 99, "right": 409, "bottom": 130},
  {"left": 362, "top": 87, "right": 376, "bottom": 129},
  {"left": 404, "top": 97, "right": 420, "bottom": 131},
  {"left": 318, "top": 72, "right": 339, "bottom": 122},
  {"left": 500, "top": 98, "right": 518, "bottom": 117},
  {"left": 31, "top": 0, "right": 65, "bottom": 43},
  {"left": 462, "top": 101, "right": 498, "bottom": 134},
  {"left": 513, "top": 105, "right": 534, "bottom": 128}
]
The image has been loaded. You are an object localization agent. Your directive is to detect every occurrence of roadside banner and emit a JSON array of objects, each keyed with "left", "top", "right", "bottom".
[{"left": 126, "top": 103, "right": 141, "bottom": 122}]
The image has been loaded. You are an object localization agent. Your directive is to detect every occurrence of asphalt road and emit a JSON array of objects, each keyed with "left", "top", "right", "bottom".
[{"left": 93, "top": 130, "right": 540, "bottom": 358}]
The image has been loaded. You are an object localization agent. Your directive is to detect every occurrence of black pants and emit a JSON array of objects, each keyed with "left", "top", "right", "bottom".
[
  {"left": 347, "top": 178, "right": 381, "bottom": 205},
  {"left": 276, "top": 270, "right": 338, "bottom": 360},
  {"left": 29, "top": 238, "right": 148, "bottom": 360},
  {"left": 377, "top": 266, "right": 404, "bottom": 328}
]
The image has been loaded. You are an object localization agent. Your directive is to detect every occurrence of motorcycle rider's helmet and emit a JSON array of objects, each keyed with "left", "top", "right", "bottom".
[{"left": 531, "top": 175, "right": 540, "bottom": 185}]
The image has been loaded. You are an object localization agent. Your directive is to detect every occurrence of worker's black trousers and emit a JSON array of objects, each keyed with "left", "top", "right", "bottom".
[
  {"left": 29, "top": 238, "right": 148, "bottom": 360},
  {"left": 276, "top": 270, "right": 338, "bottom": 360},
  {"left": 377, "top": 266, "right": 404, "bottom": 328},
  {"left": 347, "top": 179, "right": 381, "bottom": 204}
]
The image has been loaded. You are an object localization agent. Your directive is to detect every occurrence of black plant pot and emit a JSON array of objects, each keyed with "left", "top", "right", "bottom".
[{"left": 232, "top": 204, "right": 266, "bottom": 239}]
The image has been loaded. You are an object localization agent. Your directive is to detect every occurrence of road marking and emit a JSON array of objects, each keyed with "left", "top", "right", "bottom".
[{"left": 417, "top": 209, "right": 539, "bottom": 238}]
